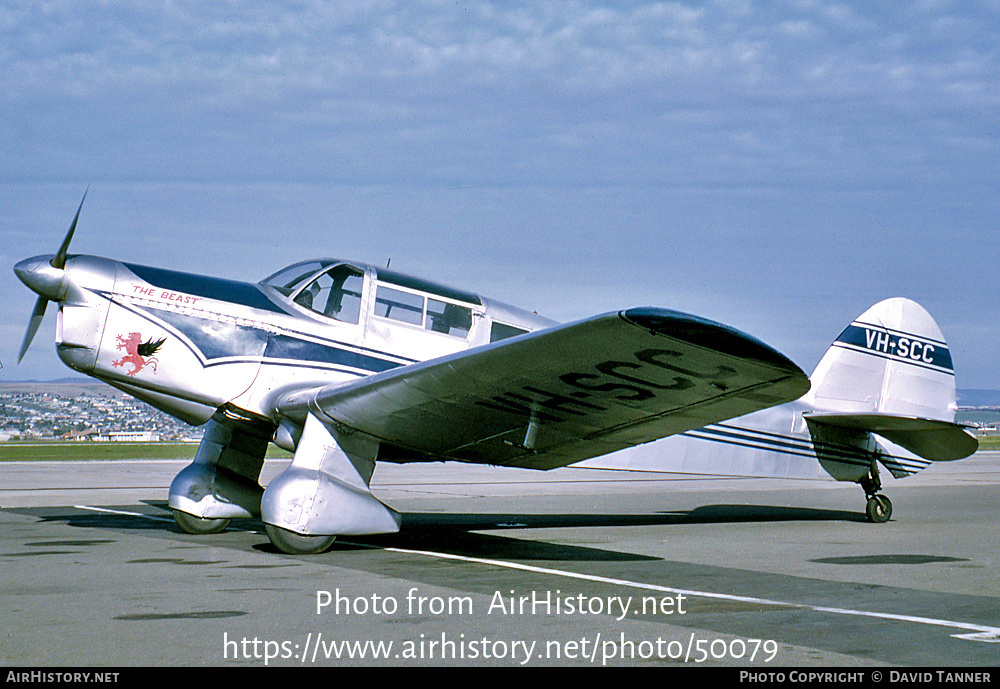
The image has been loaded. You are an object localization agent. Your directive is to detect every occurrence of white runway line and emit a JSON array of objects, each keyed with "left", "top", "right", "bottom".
[
  {"left": 73, "top": 504, "right": 1000, "bottom": 643},
  {"left": 362, "top": 541, "right": 1000, "bottom": 644},
  {"left": 75, "top": 504, "right": 175, "bottom": 523}
]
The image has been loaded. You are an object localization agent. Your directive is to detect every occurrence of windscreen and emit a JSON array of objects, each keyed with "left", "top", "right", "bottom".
[{"left": 262, "top": 261, "right": 333, "bottom": 295}]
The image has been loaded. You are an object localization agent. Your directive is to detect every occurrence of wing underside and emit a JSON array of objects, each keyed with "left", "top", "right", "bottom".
[{"left": 277, "top": 308, "right": 811, "bottom": 470}]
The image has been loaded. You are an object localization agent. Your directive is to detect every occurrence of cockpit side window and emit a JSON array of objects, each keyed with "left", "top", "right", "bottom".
[
  {"left": 373, "top": 284, "right": 474, "bottom": 338},
  {"left": 374, "top": 285, "right": 424, "bottom": 326},
  {"left": 427, "top": 298, "right": 472, "bottom": 337},
  {"left": 490, "top": 322, "right": 529, "bottom": 342},
  {"left": 293, "top": 265, "right": 365, "bottom": 324}
]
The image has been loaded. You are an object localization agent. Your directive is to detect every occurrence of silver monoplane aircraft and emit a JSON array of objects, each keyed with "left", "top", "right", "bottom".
[{"left": 14, "top": 194, "right": 977, "bottom": 553}]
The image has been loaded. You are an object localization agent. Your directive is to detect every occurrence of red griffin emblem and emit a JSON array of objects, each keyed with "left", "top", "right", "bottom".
[{"left": 112, "top": 332, "right": 166, "bottom": 377}]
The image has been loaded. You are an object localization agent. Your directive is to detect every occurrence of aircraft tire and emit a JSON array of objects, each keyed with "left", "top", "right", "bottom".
[
  {"left": 865, "top": 495, "right": 892, "bottom": 523},
  {"left": 173, "top": 509, "right": 231, "bottom": 534},
  {"left": 265, "top": 523, "right": 336, "bottom": 555}
]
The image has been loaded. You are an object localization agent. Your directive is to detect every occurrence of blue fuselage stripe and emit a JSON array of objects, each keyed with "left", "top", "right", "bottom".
[
  {"left": 683, "top": 424, "right": 929, "bottom": 474},
  {"left": 264, "top": 334, "right": 402, "bottom": 373}
]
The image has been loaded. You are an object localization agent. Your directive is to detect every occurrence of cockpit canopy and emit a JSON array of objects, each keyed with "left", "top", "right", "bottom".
[
  {"left": 263, "top": 260, "right": 340, "bottom": 297},
  {"left": 261, "top": 259, "right": 478, "bottom": 338},
  {"left": 263, "top": 260, "right": 365, "bottom": 324}
]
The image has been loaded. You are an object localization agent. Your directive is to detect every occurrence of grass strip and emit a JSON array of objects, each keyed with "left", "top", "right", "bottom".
[{"left": 0, "top": 442, "right": 292, "bottom": 462}]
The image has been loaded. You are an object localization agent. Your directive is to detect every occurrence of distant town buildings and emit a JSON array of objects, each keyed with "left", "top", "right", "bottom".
[{"left": 0, "top": 388, "right": 200, "bottom": 442}]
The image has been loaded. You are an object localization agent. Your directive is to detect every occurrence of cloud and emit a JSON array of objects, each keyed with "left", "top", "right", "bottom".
[{"left": 3, "top": 1, "right": 996, "bottom": 189}]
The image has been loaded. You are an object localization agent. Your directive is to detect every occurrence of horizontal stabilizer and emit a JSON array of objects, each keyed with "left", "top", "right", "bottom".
[{"left": 803, "top": 412, "right": 978, "bottom": 462}]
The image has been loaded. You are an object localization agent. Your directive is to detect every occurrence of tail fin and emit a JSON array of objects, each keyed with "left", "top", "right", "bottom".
[
  {"left": 803, "top": 298, "right": 976, "bottom": 474},
  {"left": 807, "top": 298, "right": 957, "bottom": 419}
]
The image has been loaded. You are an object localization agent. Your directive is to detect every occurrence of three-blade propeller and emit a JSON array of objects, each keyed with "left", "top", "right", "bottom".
[{"left": 16, "top": 189, "right": 88, "bottom": 363}]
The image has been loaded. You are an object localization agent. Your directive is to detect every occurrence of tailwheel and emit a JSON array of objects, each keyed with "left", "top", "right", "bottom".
[
  {"left": 865, "top": 494, "right": 892, "bottom": 523},
  {"left": 265, "top": 523, "right": 336, "bottom": 555},
  {"left": 173, "top": 509, "right": 231, "bottom": 534},
  {"left": 860, "top": 455, "right": 891, "bottom": 523}
]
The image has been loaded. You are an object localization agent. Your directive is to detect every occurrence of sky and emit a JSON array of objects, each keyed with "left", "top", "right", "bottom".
[{"left": 2, "top": 1, "right": 998, "bottom": 390}]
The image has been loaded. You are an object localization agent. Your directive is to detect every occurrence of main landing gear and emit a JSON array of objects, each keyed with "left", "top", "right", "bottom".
[
  {"left": 173, "top": 509, "right": 231, "bottom": 535},
  {"left": 167, "top": 407, "right": 399, "bottom": 555},
  {"left": 860, "top": 458, "right": 892, "bottom": 523},
  {"left": 264, "top": 524, "right": 337, "bottom": 555},
  {"left": 172, "top": 508, "right": 336, "bottom": 553}
]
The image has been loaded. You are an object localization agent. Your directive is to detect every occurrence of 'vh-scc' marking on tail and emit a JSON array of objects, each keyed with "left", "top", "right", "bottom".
[{"left": 835, "top": 323, "right": 953, "bottom": 373}]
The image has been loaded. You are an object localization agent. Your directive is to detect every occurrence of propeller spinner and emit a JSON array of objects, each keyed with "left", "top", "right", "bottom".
[{"left": 14, "top": 189, "right": 88, "bottom": 363}]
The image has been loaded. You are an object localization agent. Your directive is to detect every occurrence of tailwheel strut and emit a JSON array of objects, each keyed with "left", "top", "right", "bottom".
[{"left": 860, "top": 457, "right": 892, "bottom": 523}]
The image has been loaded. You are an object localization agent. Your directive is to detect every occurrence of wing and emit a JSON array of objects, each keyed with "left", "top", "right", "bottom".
[{"left": 276, "top": 308, "right": 810, "bottom": 470}]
